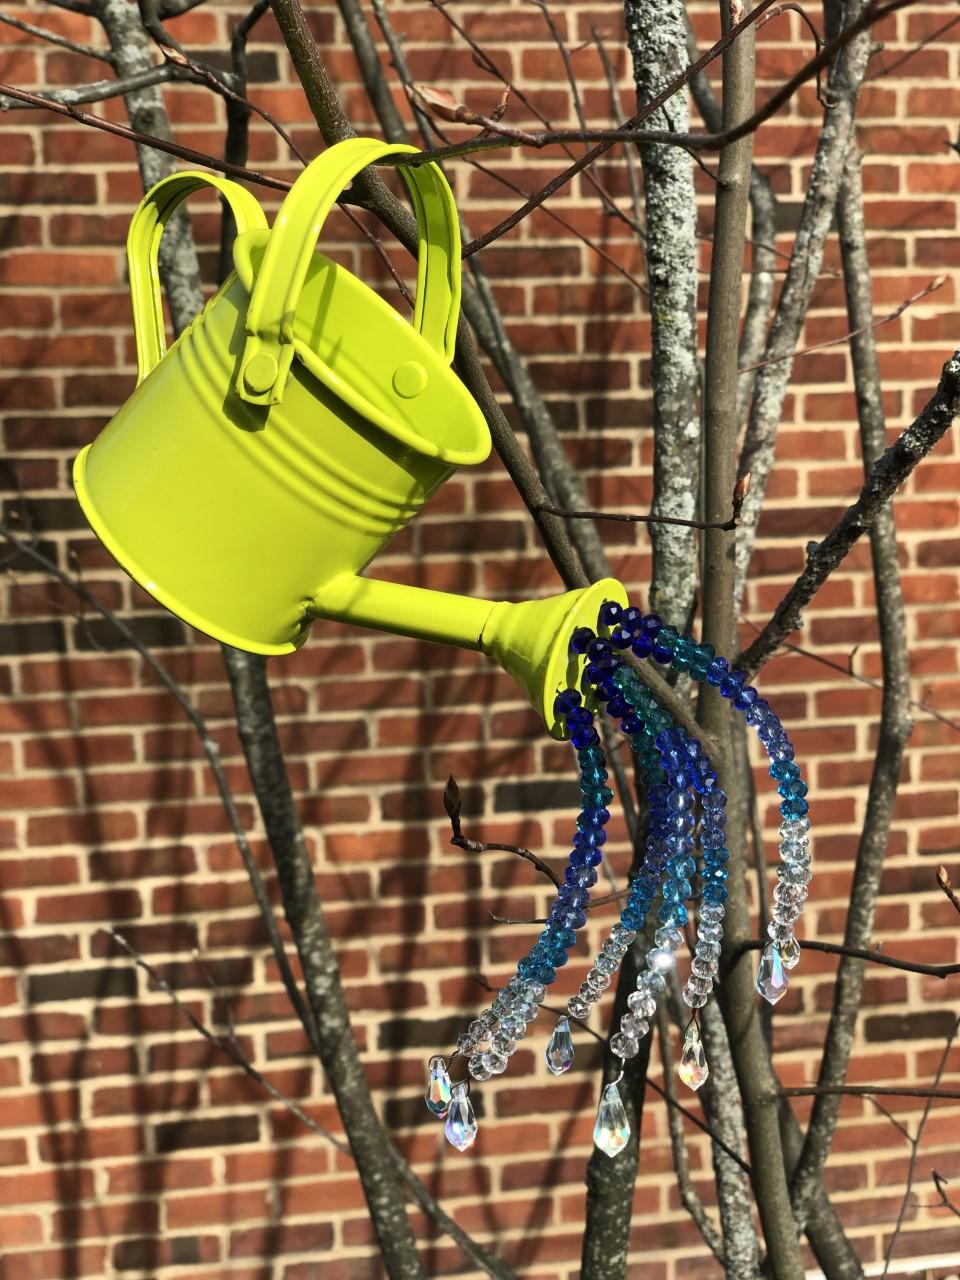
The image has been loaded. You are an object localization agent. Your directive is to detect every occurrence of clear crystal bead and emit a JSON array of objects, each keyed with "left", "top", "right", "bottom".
[
  {"left": 678, "top": 1027, "right": 709, "bottom": 1090},
  {"left": 595, "top": 953, "right": 618, "bottom": 975},
  {"left": 586, "top": 967, "right": 611, "bottom": 992},
  {"left": 780, "top": 935, "right": 801, "bottom": 969},
  {"left": 773, "top": 902, "right": 801, "bottom": 925},
  {"left": 682, "top": 982, "right": 708, "bottom": 1009},
  {"left": 567, "top": 995, "right": 591, "bottom": 1020},
  {"left": 491, "top": 1034, "right": 518, "bottom": 1057},
  {"left": 646, "top": 947, "right": 676, "bottom": 974},
  {"left": 699, "top": 922, "right": 723, "bottom": 943},
  {"left": 780, "top": 863, "right": 812, "bottom": 887},
  {"left": 499, "top": 1015, "right": 525, "bottom": 1040},
  {"left": 468, "top": 1053, "right": 491, "bottom": 1082},
  {"left": 627, "top": 990, "right": 657, "bottom": 1019},
  {"left": 594, "top": 1082, "right": 630, "bottom": 1158},
  {"left": 521, "top": 981, "right": 546, "bottom": 1004},
  {"left": 638, "top": 970, "right": 667, "bottom": 997},
  {"left": 444, "top": 1083, "right": 478, "bottom": 1151},
  {"left": 692, "top": 955, "right": 718, "bottom": 979},
  {"left": 697, "top": 939, "right": 722, "bottom": 959},
  {"left": 756, "top": 942, "right": 789, "bottom": 1005},
  {"left": 610, "top": 1031, "right": 640, "bottom": 1059},
  {"left": 611, "top": 925, "right": 637, "bottom": 947},
  {"left": 516, "top": 1001, "right": 540, "bottom": 1023},
  {"left": 479, "top": 1009, "right": 498, "bottom": 1031},
  {"left": 545, "top": 1017, "right": 575, "bottom": 1075},
  {"left": 482, "top": 1050, "right": 508, "bottom": 1075},
  {"left": 779, "top": 817, "right": 810, "bottom": 840},
  {"left": 578, "top": 981, "right": 599, "bottom": 1003},
  {"left": 655, "top": 926, "right": 683, "bottom": 950},
  {"left": 620, "top": 1012, "right": 641, "bottom": 1038},
  {"left": 767, "top": 921, "right": 795, "bottom": 944},
  {"left": 425, "top": 1057, "right": 452, "bottom": 1116},
  {"left": 456, "top": 1031, "right": 479, "bottom": 1056},
  {"left": 688, "top": 974, "right": 713, "bottom": 996}
]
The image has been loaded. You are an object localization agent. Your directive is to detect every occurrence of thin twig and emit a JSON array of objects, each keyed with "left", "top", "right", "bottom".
[
  {"left": 937, "top": 865, "right": 960, "bottom": 918},
  {"left": 785, "top": 1083, "right": 960, "bottom": 1101},
  {"left": 880, "top": 1015, "right": 960, "bottom": 1276},
  {"left": 731, "top": 937, "right": 960, "bottom": 979},
  {"left": 737, "top": 347, "right": 960, "bottom": 679},
  {"left": 0, "top": 10, "right": 110, "bottom": 60},
  {"left": 738, "top": 276, "right": 945, "bottom": 372},
  {"left": 931, "top": 1171, "right": 960, "bottom": 1220},
  {"left": 867, "top": 11, "right": 960, "bottom": 79},
  {"left": 0, "top": 79, "right": 293, "bottom": 190},
  {"left": 741, "top": 627, "right": 960, "bottom": 734}
]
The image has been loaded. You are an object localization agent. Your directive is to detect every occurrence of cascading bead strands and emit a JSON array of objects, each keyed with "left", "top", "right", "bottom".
[
  {"left": 424, "top": 597, "right": 811, "bottom": 1158},
  {"left": 425, "top": 696, "right": 615, "bottom": 1147}
]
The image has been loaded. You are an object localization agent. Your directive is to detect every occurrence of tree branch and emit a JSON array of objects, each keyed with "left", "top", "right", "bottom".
[
  {"left": 736, "top": 344, "right": 960, "bottom": 679},
  {"left": 0, "top": 10, "right": 109, "bottom": 59}
]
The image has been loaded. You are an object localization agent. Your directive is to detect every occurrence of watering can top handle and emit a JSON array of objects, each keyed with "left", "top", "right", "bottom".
[
  {"left": 238, "top": 138, "right": 461, "bottom": 407},
  {"left": 127, "top": 170, "right": 269, "bottom": 384}
]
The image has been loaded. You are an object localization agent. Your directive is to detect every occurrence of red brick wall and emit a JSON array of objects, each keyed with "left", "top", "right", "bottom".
[{"left": 1, "top": 1, "right": 960, "bottom": 1276}]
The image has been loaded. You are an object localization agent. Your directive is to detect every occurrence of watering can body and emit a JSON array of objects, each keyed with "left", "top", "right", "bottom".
[
  {"left": 75, "top": 140, "right": 488, "bottom": 656},
  {"left": 74, "top": 138, "right": 627, "bottom": 737}
]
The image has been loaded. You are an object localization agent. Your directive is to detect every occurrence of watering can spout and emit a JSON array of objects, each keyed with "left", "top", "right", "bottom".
[{"left": 310, "top": 575, "right": 628, "bottom": 739}]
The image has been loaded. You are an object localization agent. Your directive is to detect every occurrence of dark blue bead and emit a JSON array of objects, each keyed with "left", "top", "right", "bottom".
[
  {"left": 640, "top": 613, "right": 662, "bottom": 635},
  {"left": 588, "top": 639, "right": 612, "bottom": 663},
  {"left": 652, "top": 641, "right": 674, "bottom": 664},
  {"left": 609, "top": 625, "right": 633, "bottom": 649},
  {"left": 570, "top": 846, "right": 603, "bottom": 868},
  {"left": 621, "top": 713, "right": 644, "bottom": 735},
  {"left": 706, "top": 656, "right": 729, "bottom": 686},
  {"left": 607, "top": 694, "right": 631, "bottom": 718},
  {"left": 621, "top": 907, "right": 646, "bottom": 930},
  {"left": 565, "top": 864, "right": 598, "bottom": 888},
  {"left": 701, "top": 827, "right": 726, "bottom": 850},
  {"left": 569, "top": 627, "right": 594, "bottom": 655},
  {"left": 702, "top": 881, "right": 728, "bottom": 904},
  {"left": 621, "top": 606, "right": 644, "bottom": 632},
  {"left": 734, "top": 685, "right": 758, "bottom": 710},
  {"left": 571, "top": 726, "right": 600, "bottom": 750},
  {"left": 598, "top": 600, "right": 622, "bottom": 628},
  {"left": 565, "top": 706, "right": 592, "bottom": 728},
  {"left": 553, "top": 689, "right": 582, "bottom": 717},
  {"left": 632, "top": 634, "right": 655, "bottom": 658}
]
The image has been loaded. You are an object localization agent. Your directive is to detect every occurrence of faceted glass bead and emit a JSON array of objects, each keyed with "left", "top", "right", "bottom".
[
  {"left": 468, "top": 1054, "right": 492, "bottom": 1082},
  {"left": 567, "top": 995, "right": 591, "bottom": 1020},
  {"left": 756, "top": 942, "right": 789, "bottom": 1005},
  {"left": 594, "top": 1083, "right": 630, "bottom": 1158},
  {"left": 545, "top": 1017, "right": 576, "bottom": 1075},
  {"left": 611, "top": 924, "right": 637, "bottom": 947},
  {"left": 628, "top": 990, "right": 657, "bottom": 1019},
  {"left": 481, "top": 1050, "right": 508, "bottom": 1075},
  {"left": 646, "top": 947, "right": 676, "bottom": 974},
  {"left": 692, "top": 955, "right": 718, "bottom": 979},
  {"left": 700, "top": 902, "right": 724, "bottom": 924},
  {"left": 699, "top": 922, "right": 722, "bottom": 943},
  {"left": 639, "top": 969, "right": 667, "bottom": 996},
  {"left": 780, "top": 935, "right": 801, "bottom": 969},
  {"left": 611, "top": 1031, "right": 640, "bottom": 1059},
  {"left": 773, "top": 902, "right": 801, "bottom": 925},
  {"left": 467, "top": 1019, "right": 485, "bottom": 1039},
  {"left": 499, "top": 1015, "right": 525, "bottom": 1041},
  {"left": 585, "top": 967, "right": 611, "bottom": 993},
  {"left": 456, "top": 1032, "right": 479, "bottom": 1056},
  {"left": 479, "top": 1009, "right": 499, "bottom": 1032},
  {"left": 444, "top": 1083, "right": 479, "bottom": 1151},
  {"left": 682, "top": 982, "right": 708, "bottom": 1009},
  {"left": 595, "top": 953, "right": 619, "bottom": 976},
  {"left": 619, "top": 1012, "right": 646, "bottom": 1039},
  {"left": 425, "top": 1057, "right": 453, "bottom": 1117},
  {"left": 678, "top": 1029, "right": 709, "bottom": 1091},
  {"left": 522, "top": 981, "right": 546, "bottom": 1004},
  {"left": 491, "top": 1034, "right": 518, "bottom": 1057},
  {"left": 767, "top": 920, "right": 795, "bottom": 944}
]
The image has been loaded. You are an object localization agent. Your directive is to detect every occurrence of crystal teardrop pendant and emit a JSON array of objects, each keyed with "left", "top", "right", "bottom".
[
  {"left": 593, "top": 1082, "right": 630, "bottom": 1158},
  {"left": 545, "top": 1017, "right": 575, "bottom": 1075},
  {"left": 444, "top": 1082, "right": 478, "bottom": 1151},
  {"left": 756, "top": 941, "right": 789, "bottom": 1005},
  {"left": 779, "top": 935, "right": 801, "bottom": 969},
  {"left": 678, "top": 1025, "right": 709, "bottom": 1091},
  {"left": 424, "top": 1056, "right": 452, "bottom": 1117}
]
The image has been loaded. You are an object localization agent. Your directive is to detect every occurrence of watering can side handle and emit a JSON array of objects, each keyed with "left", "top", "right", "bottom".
[
  {"left": 239, "top": 138, "right": 462, "bottom": 406},
  {"left": 127, "top": 171, "right": 268, "bottom": 384}
]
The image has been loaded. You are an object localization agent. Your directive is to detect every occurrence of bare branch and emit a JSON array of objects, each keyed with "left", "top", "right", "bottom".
[
  {"left": 732, "top": 937, "right": 960, "bottom": 979},
  {"left": 737, "top": 345, "right": 960, "bottom": 679},
  {"left": 0, "top": 11, "right": 110, "bottom": 60},
  {"left": 739, "top": 275, "right": 945, "bottom": 373},
  {"left": 931, "top": 1171, "right": 960, "bottom": 1220}
]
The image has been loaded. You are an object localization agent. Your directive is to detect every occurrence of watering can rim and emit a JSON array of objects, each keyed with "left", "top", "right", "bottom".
[{"left": 232, "top": 229, "right": 491, "bottom": 470}]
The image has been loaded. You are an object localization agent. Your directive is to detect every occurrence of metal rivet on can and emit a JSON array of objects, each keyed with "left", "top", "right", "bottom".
[
  {"left": 243, "top": 351, "right": 279, "bottom": 394},
  {"left": 392, "top": 360, "right": 428, "bottom": 399}
]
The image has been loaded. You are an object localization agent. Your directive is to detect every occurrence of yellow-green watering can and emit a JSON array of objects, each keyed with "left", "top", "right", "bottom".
[{"left": 74, "top": 137, "right": 625, "bottom": 737}]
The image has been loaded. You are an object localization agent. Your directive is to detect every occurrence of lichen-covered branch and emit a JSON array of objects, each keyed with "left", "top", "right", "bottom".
[{"left": 625, "top": 0, "right": 700, "bottom": 628}]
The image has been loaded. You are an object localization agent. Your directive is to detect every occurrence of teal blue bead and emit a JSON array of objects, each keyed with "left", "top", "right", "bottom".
[{"left": 778, "top": 778, "right": 808, "bottom": 800}]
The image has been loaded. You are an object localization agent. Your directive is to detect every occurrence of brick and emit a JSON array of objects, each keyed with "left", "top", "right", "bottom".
[
  {"left": 153, "top": 1115, "right": 260, "bottom": 1153},
  {"left": 27, "top": 968, "right": 137, "bottom": 1004}
]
